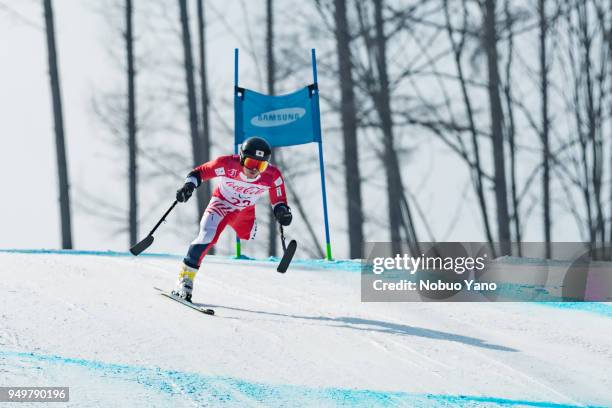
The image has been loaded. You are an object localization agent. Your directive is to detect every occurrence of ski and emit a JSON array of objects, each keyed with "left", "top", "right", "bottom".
[
  {"left": 277, "top": 239, "right": 297, "bottom": 273},
  {"left": 153, "top": 287, "right": 215, "bottom": 315}
]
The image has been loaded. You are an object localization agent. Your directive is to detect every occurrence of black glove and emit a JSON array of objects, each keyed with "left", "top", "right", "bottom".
[
  {"left": 274, "top": 203, "right": 292, "bottom": 226},
  {"left": 176, "top": 182, "right": 196, "bottom": 203}
]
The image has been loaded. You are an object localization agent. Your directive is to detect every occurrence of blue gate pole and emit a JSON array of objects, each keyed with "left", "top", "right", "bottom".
[
  {"left": 311, "top": 49, "right": 333, "bottom": 261},
  {"left": 234, "top": 48, "right": 239, "bottom": 87},
  {"left": 234, "top": 48, "right": 241, "bottom": 258}
]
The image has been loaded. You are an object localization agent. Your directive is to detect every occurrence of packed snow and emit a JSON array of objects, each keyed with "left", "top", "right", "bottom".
[{"left": 0, "top": 251, "right": 610, "bottom": 407}]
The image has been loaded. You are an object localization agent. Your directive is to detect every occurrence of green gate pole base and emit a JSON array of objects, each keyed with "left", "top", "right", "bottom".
[
  {"left": 235, "top": 240, "right": 241, "bottom": 259},
  {"left": 326, "top": 243, "right": 333, "bottom": 261}
]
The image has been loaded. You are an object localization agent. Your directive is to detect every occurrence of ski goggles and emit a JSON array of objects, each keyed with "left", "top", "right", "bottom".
[{"left": 243, "top": 157, "right": 268, "bottom": 172}]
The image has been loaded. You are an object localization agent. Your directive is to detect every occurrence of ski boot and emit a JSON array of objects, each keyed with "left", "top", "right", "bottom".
[{"left": 172, "top": 263, "right": 197, "bottom": 302}]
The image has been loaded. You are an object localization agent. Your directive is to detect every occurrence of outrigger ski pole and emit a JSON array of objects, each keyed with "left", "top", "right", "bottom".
[
  {"left": 130, "top": 200, "right": 178, "bottom": 256},
  {"left": 277, "top": 225, "right": 297, "bottom": 273}
]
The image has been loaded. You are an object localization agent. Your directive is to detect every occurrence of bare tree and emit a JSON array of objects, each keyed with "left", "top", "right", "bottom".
[
  {"left": 43, "top": 0, "right": 73, "bottom": 249},
  {"left": 196, "top": 0, "right": 211, "bottom": 204},
  {"left": 178, "top": 0, "right": 205, "bottom": 216},
  {"left": 502, "top": 0, "right": 520, "bottom": 253},
  {"left": 126, "top": 0, "right": 138, "bottom": 246},
  {"left": 604, "top": 0, "right": 612, "bottom": 245},
  {"left": 538, "top": 0, "right": 551, "bottom": 257},
  {"left": 196, "top": 0, "right": 213, "bottom": 253},
  {"left": 372, "top": 0, "right": 417, "bottom": 253},
  {"left": 579, "top": 0, "right": 605, "bottom": 247},
  {"left": 483, "top": 0, "right": 511, "bottom": 254},
  {"left": 266, "top": 0, "right": 278, "bottom": 257},
  {"left": 544, "top": 0, "right": 610, "bottom": 253},
  {"left": 334, "top": 0, "right": 364, "bottom": 259},
  {"left": 309, "top": 0, "right": 422, "bottom": 253},
  {"left": 443, "top": 0, "right": 495, "bottom": 247},
  {"left": 577, "top": 0, "right": 606, "bottom": 247}
]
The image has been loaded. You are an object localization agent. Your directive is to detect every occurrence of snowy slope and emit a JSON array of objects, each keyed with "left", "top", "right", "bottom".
[{"left": 0, "top": 251, "right": 610, "bottom": 407}]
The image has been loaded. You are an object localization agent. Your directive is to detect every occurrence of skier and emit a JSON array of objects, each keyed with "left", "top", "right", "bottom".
[{"left": 172, "top": 136, "right": 293, "bottom": 301}]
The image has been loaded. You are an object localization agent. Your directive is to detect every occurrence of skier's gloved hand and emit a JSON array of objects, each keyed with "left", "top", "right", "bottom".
[
  {"left": 274, "top": 203, "right": 292, "bottom": 226},
  {"left": 176, "top": 182, "right": 196, "bottom": 203}
]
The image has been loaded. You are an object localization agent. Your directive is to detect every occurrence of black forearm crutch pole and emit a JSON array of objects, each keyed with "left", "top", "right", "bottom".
[
  {"left": 280, "top": 225, "right": 287, "bottom": 252},
  {"left": 130, "top": 200, "right": 178, "bottom": 256}
]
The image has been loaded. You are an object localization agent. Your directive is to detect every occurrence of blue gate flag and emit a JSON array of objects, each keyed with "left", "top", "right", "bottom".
[
  {"left": 233, "top": 48, "right": 332, "bottom": 261},
  {"left": 235, "top": 86, "right": 322, "bottom": 148}
]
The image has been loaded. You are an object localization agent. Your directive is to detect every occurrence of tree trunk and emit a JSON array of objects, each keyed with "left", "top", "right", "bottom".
[
  {"left": 196, "top": 0, "right": 213, "bottom": 254},
  {"left": 178, "top": 0, "right": 204, "bottom": 217},
  {"left": 483, "top": 0, "right": 511, "bottom": 254},
  {"left": 126, "top": 0, "right": 138, "bottom": 246},
  {"left": 608, "top": 0, "right": 612, "bottom": 247},
  {"left": 334, "top": 0, "right": 364, "bottom": 259},
  {"left": 579, "top": 3, "right": 604, "bottom": 245},
  {"left": 43, "top": 0, "right": 73, "bottom": 249},
  {"left": 196, "top": 0, "right": 211, "bottom": 206},
  {"left": 373, "top": 0, "right": 410, "bottom": 254},
  {"left": 539, "top": 0, "right": 551, "bottom": 257},
  {"left": 443, "top": 0, "right": 495, "bottom": 248},
  {"left": 266, "top": 0, "right": 278, "bottom": 257},
  {"left": 504, "top": 0, "right": 520, "bottom": 255}
]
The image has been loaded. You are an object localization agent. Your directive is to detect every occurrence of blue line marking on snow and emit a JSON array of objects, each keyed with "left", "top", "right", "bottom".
[
  {"left": 0, "top": 248, "right": 183, "bottom": 259},
  {"left": 534, "top": 301, "right": 612, "bottom": 317},
  {"left": 0, "top": 248, "right": 363, "bottom": 271},
  {"left": 0, "top": 350, "right": 600, "bottom": 407}
]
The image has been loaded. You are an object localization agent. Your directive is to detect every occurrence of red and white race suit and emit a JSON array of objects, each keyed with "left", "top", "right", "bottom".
[{"left": 183, "top": 154, "right": 288, "bottom": 268}]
